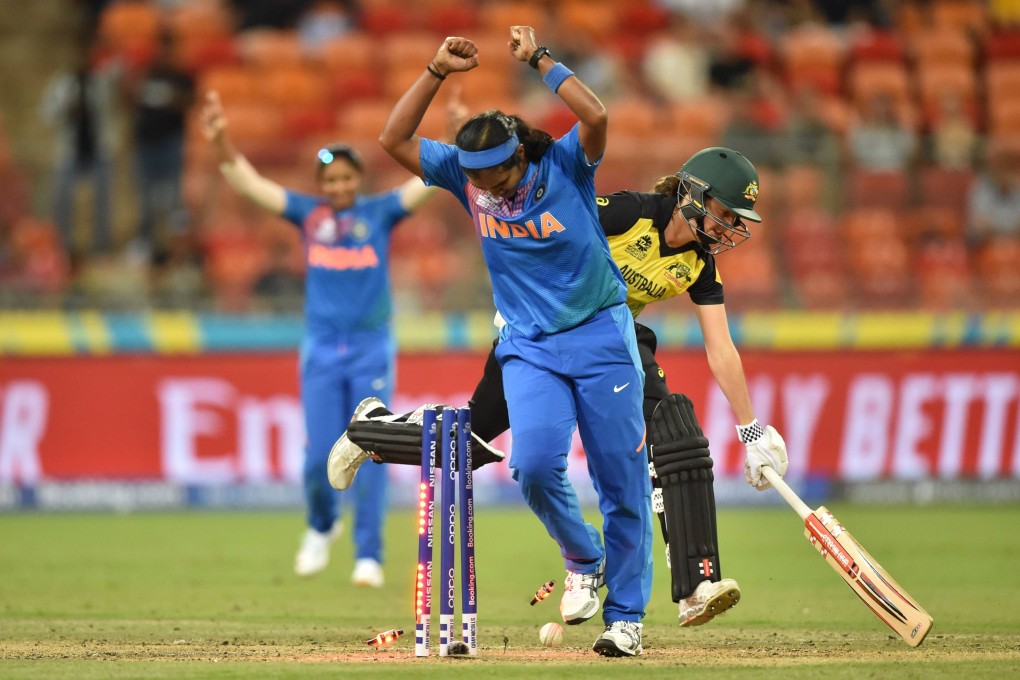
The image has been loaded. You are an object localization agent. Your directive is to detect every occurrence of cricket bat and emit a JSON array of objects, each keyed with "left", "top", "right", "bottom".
[{"left": 761, "top": 467, "right": 934, "bottom": 647}]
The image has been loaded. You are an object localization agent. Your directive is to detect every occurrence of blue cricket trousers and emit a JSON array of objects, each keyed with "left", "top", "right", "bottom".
[
  {"left": 300, "top": 327, "right": 394, "bottom": 562},
  {"left": 497, "top": 304, "right": 653, "bottom": 624}
]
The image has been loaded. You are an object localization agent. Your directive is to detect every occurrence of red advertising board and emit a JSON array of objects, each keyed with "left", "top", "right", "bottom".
[{"left": 0, "top": 350, "right": 1017, "bottom": 484}]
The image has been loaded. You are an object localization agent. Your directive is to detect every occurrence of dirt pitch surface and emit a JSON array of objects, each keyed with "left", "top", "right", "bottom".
[{"left": 4, "top": 628, "right": 1018, "bottom": 669}]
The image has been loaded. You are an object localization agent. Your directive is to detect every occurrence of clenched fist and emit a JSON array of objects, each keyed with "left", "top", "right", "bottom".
[{"left": 433, "top": 36, "right": 479, "bottom": 76}]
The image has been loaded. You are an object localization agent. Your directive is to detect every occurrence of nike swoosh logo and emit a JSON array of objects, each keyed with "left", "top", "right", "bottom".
[{"left": 613, "top": 383, "right": 630, "bottom": 393}]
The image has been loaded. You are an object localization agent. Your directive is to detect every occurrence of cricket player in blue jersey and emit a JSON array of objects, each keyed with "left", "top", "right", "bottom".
[
  {"left": 379, "top": 27, "right": 652, "bottom": 656},
  {"left": 200, "top": 90, "right": 437, "bottom": 587}
]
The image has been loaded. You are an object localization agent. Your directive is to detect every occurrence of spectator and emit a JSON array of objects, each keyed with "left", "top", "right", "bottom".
[
  {"left": 641, "top": 14, "right": 710, "bottom": 102},
  {"left": 966, "top": 146, "right": 1020, "bottom": 247},
  {"left": 126, "top": 30, "right": 194, "bottom": 261},
  {"left": 296, "top": 0, "right": 357, "bottom": 51},
  {"left": 929, "top": 91, "right": 979, "bottom": 171},
  {"left": 848, "top": 93, "right": 917, "bottom": 172},
  {"left": 40, "top": 35, "right": 119, "bottom": 259},
  {"left": 720, "top": 72, "right": 787, "bottom": 168}
]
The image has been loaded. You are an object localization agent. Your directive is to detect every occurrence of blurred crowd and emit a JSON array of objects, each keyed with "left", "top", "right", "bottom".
[{"left": 2, "top": 0, "right": 1020, "bottom": 313}]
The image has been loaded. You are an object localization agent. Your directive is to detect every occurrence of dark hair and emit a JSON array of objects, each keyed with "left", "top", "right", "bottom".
[
  {"left": 316, "top": 143, "right": 363, "bottom": 175},
  {"left": 455, "top": 110, "right": 553, "bottom": 173}
]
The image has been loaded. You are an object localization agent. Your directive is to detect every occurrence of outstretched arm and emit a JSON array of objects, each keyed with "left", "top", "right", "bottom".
[
  {"left": 201, "top": 90, "right": 287, "bottom": 215},
  {"left": 509, "top": 25, "right": 607, "bottom": 163},
  {"left": 695, "top": 303, "right": 788, "bottom": 490},
  {"left": 379, "top": 37, "right": 479, "bottom": 178}
]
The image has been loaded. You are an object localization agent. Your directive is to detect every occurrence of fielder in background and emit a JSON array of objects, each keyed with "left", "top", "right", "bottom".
[
  {"left": 378, "top": 27, "right": 652, "bottom": 657},
  {"left": 330, "top": 147, "right": 790, "bottom": 626},
  {"left": 200, "top": 90, "right": 439, "bottom": 586}
]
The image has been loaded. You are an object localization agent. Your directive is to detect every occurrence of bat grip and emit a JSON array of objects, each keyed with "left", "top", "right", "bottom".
[{"left": 761, "top": 467, "right": 813, "bottom": 520}]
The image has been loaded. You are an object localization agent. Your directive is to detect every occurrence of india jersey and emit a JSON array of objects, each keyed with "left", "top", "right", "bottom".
[
  {"left": 420, "top": 124, "right": 626, "bottom": 338},
  {"left": 597, "top": 191, "right": 724, "bottom": 318},
  {"left": 283, "top": 190, "right": 407, "bottom": 335}
]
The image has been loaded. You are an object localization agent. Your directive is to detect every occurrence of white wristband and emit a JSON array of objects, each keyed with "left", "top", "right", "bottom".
[{"left": 736, "top": 419, "right": 764, "bottom": 444}]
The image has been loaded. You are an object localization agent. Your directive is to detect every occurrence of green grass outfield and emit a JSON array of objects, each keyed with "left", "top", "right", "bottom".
[{"left": 1, "top": 504, "right": 1018, "bottom": 678}]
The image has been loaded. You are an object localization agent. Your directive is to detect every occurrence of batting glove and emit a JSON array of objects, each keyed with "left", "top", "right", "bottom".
[{"left": 738, "top": 420, "right": 788, "bottom": 491}]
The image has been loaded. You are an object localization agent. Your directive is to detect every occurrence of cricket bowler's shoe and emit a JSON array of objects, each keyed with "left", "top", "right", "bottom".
[
  {"left": 294, "top": 523, "right": 343, "bottom": 577},
  {"left": 560, "top": 560, "right": 605, "bottom": 625},
  {"left": 592, "top": 621, "right": 643, "bottom": 657},
  {"left": 351, "top": 558, "right": 384, "bottom": 588},
  {"left": 327, "top": 397, "right": 388, "bottom": 490},
  {"left": 679, "top": 578, "right": 741, "bottom": 626}
]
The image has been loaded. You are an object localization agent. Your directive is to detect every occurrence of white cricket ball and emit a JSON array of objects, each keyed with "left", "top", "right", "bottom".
[{"left": 538, "top": 622, "right": 563, "bottom": 647}]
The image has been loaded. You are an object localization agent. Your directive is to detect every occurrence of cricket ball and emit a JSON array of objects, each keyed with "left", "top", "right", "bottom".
[{"left": 538, "top": 622, "right": 563, "bottom": 647}]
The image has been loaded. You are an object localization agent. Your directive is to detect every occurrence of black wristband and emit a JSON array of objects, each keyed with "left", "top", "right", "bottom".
[
  {"left": 529, "top": 46, "right": 550, "bottom": 69},
  {"left": 426, "top": 62, "right": 446, "bottom": 81}
]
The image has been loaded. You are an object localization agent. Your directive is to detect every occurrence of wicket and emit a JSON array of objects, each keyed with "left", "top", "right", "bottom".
[{"left": 415, "top": 406, "right": 477, "bottom": 657}]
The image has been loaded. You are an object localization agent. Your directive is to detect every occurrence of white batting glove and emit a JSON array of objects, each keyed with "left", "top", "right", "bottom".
[{"left": 737, "top": 420, "right": 788, "bottom": 491}]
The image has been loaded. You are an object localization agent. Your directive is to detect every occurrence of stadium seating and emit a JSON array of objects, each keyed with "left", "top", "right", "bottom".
[{"left": 65, "top": 0, "right": 1020, "bottom": 312}]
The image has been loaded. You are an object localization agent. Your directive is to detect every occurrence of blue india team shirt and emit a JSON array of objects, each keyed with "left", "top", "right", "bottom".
[
  {"left": 282, "top": 190, "right": 407, "bottom": 335},
  {"left": 419, "top": 124, "right": 626, "bottom": 338}
]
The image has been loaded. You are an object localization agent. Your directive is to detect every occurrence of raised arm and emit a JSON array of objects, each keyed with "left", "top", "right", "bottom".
[
  {"left": 379, "top": 37, "right": 479, "bottom": 177},
  {"left": 201, "top": 90, "right": 287, "bottom": 215},
  {"left": 509, "top": 25, "right": 607, "bottom": 163}
]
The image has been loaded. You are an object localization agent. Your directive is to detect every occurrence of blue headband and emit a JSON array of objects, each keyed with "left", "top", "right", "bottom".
[{"left": 458, "top": 134, "right": 520, "bottom": 170}]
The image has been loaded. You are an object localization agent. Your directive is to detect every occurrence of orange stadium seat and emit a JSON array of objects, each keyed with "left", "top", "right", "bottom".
[
  {"left": 318, "top": 34, "right": 378, "bottom": 74},
  {"left": 168, "top": 1, "right": 233, "bottom": 41},
  {"left": 716, "top": 239, "right": 781, "bottom": 309},
  {"left": 238, "top": 29, "right": 306, "bottom": 69},
  {"left": 985, "top": 62, "right": 1020, "bottom": 105},
  {"left": 98, "top": 1, "right": 161, "bottom": 50},
  {"left": 915, "top": 237, "right": 972, "bottom": 309},
  {"left": 422, "top": 1, "right": 480, "bottom": 34},
  {"left": 560, "top": 0, "right": 616, "bottom": 41},
  {"left": 849, "top": 30, "right": 905, "bottom": 63},
  {"left": 198, "top": 65, "right": 261, "bottom": 104},
  {"left": 780, "top": 24, "right": 846, "bottom": 94},
  {"left": 985, "top": 31, "right": 1020, "bottom": 60},
  {"left": 608, "top": 96, "right": 667, "bottom": 139},
  {"left": 848, "top": 170, "right": 911, "bottom": 211},
  {"left": 615, "top": 2, "right": 672, "bottom": 37},
  {"left": 791, "top": 267, "right": 850, "bottom": 309},
  {"left": 670, "top": 96, "right": 730, "bottom": 141},
  {"left": 988, "top": 99, "right": 1020, "bottom": 136},
  {"left": 360, "top": 3, "right": 414, "bottom": 36},
  {"left": 480, "top": 1, "right": 550, "bottom": 35},
  {"left": 907, "top": 205, "right": 966, "bottom": 243},
  {"left": 909, "top": 29, "right": 976, "bottom": 67},
  {"left": 976, "top": 237, "right": 1020, "bottom": 303},
  {"left": 848, "top": 62, "right": 917, "bottom": 128},
  {"left": 781, "top": 166, "right": 824, "bottom": 207},
  {"left": 919, "top": 168, "right": 973, "bottom": 214},
  {"left": 337, "top": 100, "right": 397, "bottom": 143},
  {"left": 931, "top": 0, "right": 989, "bottom": 34},
  {"left": 260, "top": 64, "right": 329, "bottom": 107}
]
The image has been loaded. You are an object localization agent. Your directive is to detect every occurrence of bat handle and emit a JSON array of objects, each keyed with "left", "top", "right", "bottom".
[{"left": 761, "top": 466, "right": 813, "bottom": 520}]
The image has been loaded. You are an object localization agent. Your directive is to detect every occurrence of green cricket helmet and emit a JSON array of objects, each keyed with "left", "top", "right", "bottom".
[{"left": 677, "top": 147, "right": 761, "bottom": 254}]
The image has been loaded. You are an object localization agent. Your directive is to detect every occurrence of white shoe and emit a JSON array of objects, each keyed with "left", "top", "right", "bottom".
[
  {"left": 351, "top": 558, "right": 384, "bottom": 588},
  {"left": 592, "top": 621, "right": 643, "bottom": 657},
  {"left": 293, "top": 524, "right": 342, "bottom": 577},
  {"left": 678, "top": 578, "right": 741, "bottom": 626},
  {"left": 327, "top": 397, "right": 387, "bottom": 490},
  {"left": 560, "top": 561, "right": 604, "bottom": 625}
]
